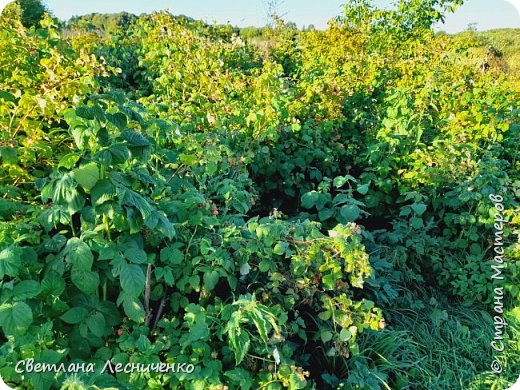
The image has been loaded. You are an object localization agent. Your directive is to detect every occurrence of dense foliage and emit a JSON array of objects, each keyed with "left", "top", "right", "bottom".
[
  {"left": 0, "top": 1, "right": 519, "bottom": 389},
  {"left": 3, "top": 0, "right": 48, "bottom": 28}
]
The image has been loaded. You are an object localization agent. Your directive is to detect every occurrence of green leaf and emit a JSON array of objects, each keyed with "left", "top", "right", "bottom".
[
  {"left": 70, "top": 126, "right": 87, "bottom": 149},
  {"left": 163, "top": 268, "right": 175, "bottom": 286},
  {"left": 121, "top": 130, "right": 152, "bottom": 147},
  {"left": 86, "top": 312, "right": 106, "bottom": 337},
  {"left": 258, "top": 260, "right": 271, "bottom": 272},
  {"left": 120, "top": 263, "right": 145, "bottom": 296},
  {"left": 143, "top": 213, "right": 158, "bottom": 229},
  {"left": 0, "top": 91, "right": 15, "bottom": 102},
  {"left": 333, "top": 175, "right": 356, "bottom": 188},
  {"left": 118, "top": 187, "right": 153, "bottom": 219},
  {"left": 318, "top": 208, "right": 335, "bottom": 221},
  {"left": 91, "top": 179, "right": 116, "bottom": 206},
  {"left": 0, "top": 302, "right": 33, "bottom": 334},
  {"left": 289, "top": 373, "right": 307, "bottom": 389},
  {"left": 339, "top": 328, "right": 352, "bottom": 341},
  {"left": 301, "top": 191, "right": 329, "bottom": 210},
  {"left": 109, "top": 143, "right": 131, "bottom": 164},
  {"left": 0, "top": 147, "right": 18, "bottom": 164},
  {"left": 73, "top": 163, "right": 99, "bottom": 191},
  {"left": 76, "top": 106, "right": 96, "bottom": 120},
  {"left": 249, "top": 310, "right": 269, "bottom": 343},
  {"left": 224, "top": 369, "right": 253, "bottom": 390},
  {"left": 333, "top": 193, "right": 352, "bottom": 206},
  {"left": 301, "top": 191, "right": 320, "bottom": 209},
  {"left": 203, "top": 270, "right": 219, "bottom": 290},
  {"left": 357, "top": 183, "right": 369, "bottom": 195},
  {"left": 273, "top": 241, "right": 288, "bottom": 255},
  {"left": 179, "top": 154, "right": 197, "bottom": 166},
  {"left": 98, "top": 130, "right": 110, "bottom": 149},
  {"left": 122, "top": 295, "right": 145, "bottom": 323},
  {"left": 318, "top": 311, "right": 331, "bottom": 321},
  {"left": 65, "top": 238, "right": 93, "bottom": 271},
  {"left": 0, "top": 247, "right": 21, "bottom": 278},
  {"left": 13, "top": 280, "right": 41, "bottom": 300},
  {"left": 410, "top": 217, "right": 424, "bottom": 229},
  {"left": 41, "top": 271, "right": 65, "bottom": 296},
  {"left": 40, "top": 350, "right": 64, "bottom": 365},
  {"left": 136, "top": 335, "right": 152, "bottom": 352},
  {"left": 155, "top": 212, "right": 175, "bottom": 239},
  {"left": 52, "top": 173, "right": 85, "bottom": 213},
  {"left": 228, "top": 326, "right": 250, "bottom": 364},
  {"left": 0, "top": 199, "right": 26, "bottom": 220},
  {"left": 339, "top": 205, "right": 361, "bottom": 222},
  {"left": 160, "top": 247, "right": 183, "bottom": 265},
  {"left": 106, "top": 112, "right": 128, "bottom": 131},
  {"left": 60, "top": 307, "right": 89, "bottom": 324},
  {"left": 186, "top": 317, "right": 210, "bottom": 342},
  {"left": 39, "top": 207, "right": 71, "bottom": 231},
  {"left": 71, "top": 269, "right": 100, "bottom": 293},
  {"left": 189, "top": 275, "right": 200, "bottom": 289},
  {"left": 58, "top": 153, "right": 81, "bottom": 169},
  {"left": 411, "top": 203, "right": 427, "bottom": 216},
  {"left": 124, "top": 247, "right": 147, "bottom": 264},
  {"left": 126, "top": 207, "right": 143, "bottom": 234},
  {"left": 321, "top": 330, "right": 333, "bottom": 343}
]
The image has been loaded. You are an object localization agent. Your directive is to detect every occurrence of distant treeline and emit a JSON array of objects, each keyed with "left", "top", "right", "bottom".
[
  {"left": 65, "top": 12, "right": 315, "bottom": 38},
  {"left": 67, "top": 12, "right": 139, "bottom": 35},
  {"left": 3, "top": 0, "right": 520, "bottom": 74}
]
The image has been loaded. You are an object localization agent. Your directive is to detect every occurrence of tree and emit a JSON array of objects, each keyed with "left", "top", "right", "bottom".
[
  {"left": 18, "top": 0, "right": 47, "bottom": 28},
  {"left": 1, "top": 1, "right": 23, "bottom": 24},
  {"left": 264, "top": 0, "right": 287, "bottom": 27},
  {"left": 285, "top": 21, "right": 297, "bottom": 30}
]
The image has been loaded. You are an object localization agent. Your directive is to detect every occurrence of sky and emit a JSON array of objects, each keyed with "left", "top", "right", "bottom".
[{"left": 42, "top": 0, "right": 520, "bottom": 33}]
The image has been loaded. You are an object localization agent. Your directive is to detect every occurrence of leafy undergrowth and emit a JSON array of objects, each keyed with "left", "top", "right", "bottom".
[{"left": 0, "top": 0, "right": 519, "bottom": 389}]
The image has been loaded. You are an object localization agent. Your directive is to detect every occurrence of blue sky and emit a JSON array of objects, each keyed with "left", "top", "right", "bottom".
[{"left": 44, "top": 0, "right": 520, "bottom": 33}]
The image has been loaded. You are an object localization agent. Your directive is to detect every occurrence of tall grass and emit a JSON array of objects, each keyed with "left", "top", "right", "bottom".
[{"left": 341, "top": 292, "right": 519, "bottom": 390}]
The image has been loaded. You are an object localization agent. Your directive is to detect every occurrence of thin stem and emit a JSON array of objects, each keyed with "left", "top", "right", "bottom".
[
  {"left": 258, "top": 380, "right": 282, "bottom": 389},
  {"left": 144, "top": 264, "right": 152, "bottom": 328},
  {"left": 103, "top": 214, "right": 111, "bottom": 241},
  {"left": 12, "top": 105, "right": 36, "bottom": 138},
  {"left": 185, "top": 225, "right": 198, "bottom": 259},
  {"left": 152, "top": 294, "right": 167, "bottom": 330},
  {"left": 102, "top": 279, "right": 107, "bottom": 301},
  {"left": 247, "top": 354, "right": 275, "bottom": 363}
]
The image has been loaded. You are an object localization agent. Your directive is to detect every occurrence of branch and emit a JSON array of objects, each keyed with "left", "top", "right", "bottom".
[
  {"left": 286, "top": 238, "right": 311, "bottom": 246},
  {"left": 152, "top": 290, "right": 168, "bottom": 330},
  {"left": 144, "top": 264, "right": 152, "bottom": 327}
]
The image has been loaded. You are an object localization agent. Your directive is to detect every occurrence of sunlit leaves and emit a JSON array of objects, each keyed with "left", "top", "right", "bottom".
[
  {"left": 73, "top": 163, "right": 99, "bottom": 191},
  {"left": 91, "top": 179, "right": 116, "bottom": 206},
  {"left": 49, "top": 173, "right": 85, "bottom": 214},
  {"left": 2, "top": 6, "right": 516, "bottom": 389}
]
